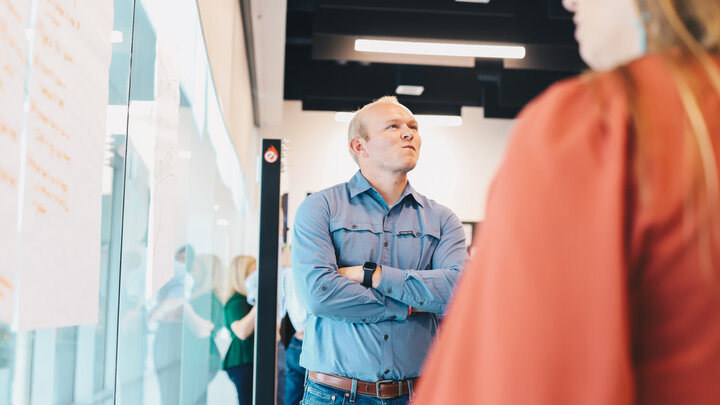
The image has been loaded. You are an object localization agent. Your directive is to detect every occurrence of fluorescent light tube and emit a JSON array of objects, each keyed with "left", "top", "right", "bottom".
[
  {"left": 355, "top": 39, "right": 525, "bottom": 59},
  {"left": 395, "top": 85, "right": 425, "bottom": 96},
  {"left": 335, "top": 112, "right": 462, "bottom": 127}
]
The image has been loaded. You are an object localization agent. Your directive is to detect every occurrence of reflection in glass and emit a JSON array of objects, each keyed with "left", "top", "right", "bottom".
[
  {"left": 223, "top": 256, "right": 257, "bottom": 405},
  {"left": 1, "top": 0, "right": 134, "bottom": 402},
  {"left": 115, "top": 0, "right": 253, "bottom": 404},
  {"left": 2, "top": 0, "right": 255, "bottom": 403}
]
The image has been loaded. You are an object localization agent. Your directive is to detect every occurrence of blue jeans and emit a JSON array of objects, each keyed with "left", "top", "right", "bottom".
[
  {"left": 301, "top": 379, "right": 410, "bottom": 405},
  {"left": 226, "top": 363, "right": 253, "bottom": 405},
  {"left": 285, "top": 337, "right": 307, "bottom": 405}
]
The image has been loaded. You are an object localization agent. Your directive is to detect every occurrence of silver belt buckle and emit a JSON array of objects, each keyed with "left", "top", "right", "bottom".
[{"left": 375, "top": 379, "right": 398, "bottom": 399}]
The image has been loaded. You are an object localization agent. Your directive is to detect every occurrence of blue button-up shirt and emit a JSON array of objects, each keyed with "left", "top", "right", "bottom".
[{"left": 292, "top": 171, "right": 467, "bottom": 382}]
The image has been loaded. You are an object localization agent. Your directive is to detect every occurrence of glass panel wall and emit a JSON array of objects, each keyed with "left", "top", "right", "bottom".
[
  {"left": 117, "top": 0, "right": 255, "bottom": 402},
  {"left": 0, "top": 0, "right": 256, "bottom": 404},
  {"left": 0, "top": 0, "right": 134, "bottom": 403}
]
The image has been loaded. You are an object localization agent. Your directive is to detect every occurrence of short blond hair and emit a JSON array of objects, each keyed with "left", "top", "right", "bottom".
[{"left": 347, "top": 96, "right": 405, "bottom": 163}]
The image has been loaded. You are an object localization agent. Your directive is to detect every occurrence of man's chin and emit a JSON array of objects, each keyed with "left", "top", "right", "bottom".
[{"left": 399, "top": 161, "right": 418, "bottom": 173}]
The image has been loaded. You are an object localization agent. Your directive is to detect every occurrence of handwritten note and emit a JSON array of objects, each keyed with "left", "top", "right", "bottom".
[
  {"left": 0, "top": 0, "right": 29, "bottom": 324},
  {"left": 147, "top": 38, "right": 180, "bottom": 297},
  {"left": 15, "top": 0, "right": 113, "bottom": 330}
]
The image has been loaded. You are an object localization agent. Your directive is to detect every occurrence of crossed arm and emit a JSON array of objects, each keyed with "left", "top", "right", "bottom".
[{"left": 292, "top": 195, "right": 467, "bottom": 324}]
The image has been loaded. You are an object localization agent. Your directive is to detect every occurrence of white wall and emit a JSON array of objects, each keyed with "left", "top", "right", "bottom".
[
  {"left": 196, "top": 0, "right": 261, "bottom": 258},
  {"left": 196, "top": 0, "right": 259, "bottom": 210},
  {"left": 260, "top": 101, "right": 516, "bottom": 239}
]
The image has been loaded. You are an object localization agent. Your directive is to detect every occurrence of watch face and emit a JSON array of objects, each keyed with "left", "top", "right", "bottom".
[{"left": 363, "top": 261, "right": 377, "bottom": 271}]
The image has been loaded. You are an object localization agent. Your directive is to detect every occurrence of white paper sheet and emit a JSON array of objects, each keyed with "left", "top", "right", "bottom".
[
  {"left": 15, "top": 0, "right": 114, "bottom": 330},
  {"left": 147, "top": 38, "right": 180, "bottom": 297},
  {"left": 0, "top": 0, "right": 30, "bottom": 324}
]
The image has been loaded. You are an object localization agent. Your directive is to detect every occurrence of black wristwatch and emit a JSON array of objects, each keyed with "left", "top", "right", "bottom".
[{"left": 362, "top": 262, "right": 377, "bottom": 287}]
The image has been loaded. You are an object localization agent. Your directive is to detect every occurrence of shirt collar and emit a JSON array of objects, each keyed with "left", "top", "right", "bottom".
[{"left": 348, "top": 170, "right": 424, "bottom": 208}]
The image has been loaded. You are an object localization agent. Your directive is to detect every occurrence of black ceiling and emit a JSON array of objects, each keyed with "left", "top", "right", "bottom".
[{"left": 283, "top": 0, "right": 586, "bottom": 119}]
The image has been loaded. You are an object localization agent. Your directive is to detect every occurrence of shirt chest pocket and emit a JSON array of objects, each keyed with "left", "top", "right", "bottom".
[
  {"left": 395, "top": 227, "right": 441, "bottom": 270},
  {"left": 329, "top": 220, "right": 383, "bottom": 267}
]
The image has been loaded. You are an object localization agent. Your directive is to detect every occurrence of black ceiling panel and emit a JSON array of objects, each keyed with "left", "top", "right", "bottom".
[
  {"left": 284, "top": 0, "right": 585, "bottom": 120},
  {"left": 318, "top": 0, "right": 518, "bottom": 17}
]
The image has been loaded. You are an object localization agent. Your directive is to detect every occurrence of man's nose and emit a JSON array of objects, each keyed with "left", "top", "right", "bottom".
[
  {"left": 401, "top": 126, "right": 414, "bottom": 140},
  {"left": 562, "top": 0, "right": 577, "bottom": 13}
]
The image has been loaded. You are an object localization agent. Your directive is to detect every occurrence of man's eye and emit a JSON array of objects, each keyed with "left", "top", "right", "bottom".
[{"left": 387, "top": 124, "right": 398, "bottom": 129}]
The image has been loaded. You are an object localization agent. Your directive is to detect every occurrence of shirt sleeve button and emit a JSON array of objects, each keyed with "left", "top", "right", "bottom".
[
  {"left": 419, "top": 301, "right": 424, "bottom": 305},
  {"left": 383, "top": 241, "right": 388, "bottom": 247},
  {"left": 351, "top": 225, "right": 357, "bottom": 229},
  {"left": 384, "top": 369, "right": 390, "bottom": 374},
  {"left": 387, "top": 288, "right": 392, "bottom": 294},
  {"left": 362, "top": 318, "right": 366, "bottom": 322},
  {"left": 384, "top": 334, "right": 388, "bottom": 340},
  {"left": 321, "top": 286, "right": 327, "bottom": 291},
  {"left": 390, "top": 315, "right": 396, "bottom": 319}
]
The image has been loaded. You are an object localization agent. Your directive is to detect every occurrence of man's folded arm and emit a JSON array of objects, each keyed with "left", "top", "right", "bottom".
[
  {"left": 292, "top": 194, "right": 409, "bottom": 323},
  {"left": 376, "top": 209, "right": 467, "bottom": 314}
]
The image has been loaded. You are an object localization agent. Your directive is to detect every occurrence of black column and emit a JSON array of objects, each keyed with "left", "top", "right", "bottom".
[{"left": 254, "top": 139, "right": 281, "bottom": 405}]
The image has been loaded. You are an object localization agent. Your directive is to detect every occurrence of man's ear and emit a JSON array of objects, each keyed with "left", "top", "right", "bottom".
[{"left": 349, "top": 137, "right": 367, "bottom": 158}]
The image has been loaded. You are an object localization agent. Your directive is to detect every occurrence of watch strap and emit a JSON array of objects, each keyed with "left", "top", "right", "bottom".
[
  {"left": 362, "top": 262, "right": 376, "bottom": 287},
  {"left": 362, "top": 268, "right": 373, "bottom": 287}
]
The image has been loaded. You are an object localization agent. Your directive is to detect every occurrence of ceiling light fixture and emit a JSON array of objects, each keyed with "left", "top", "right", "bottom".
[
  {"left": 335, "top": 112, "right": 462, "bottom": 127},
  {"left": 355, "top": 39, "right": 525, "bottom": 59},
  {"left": 395, "top": 85, "right": 425, "bottom": 96}
]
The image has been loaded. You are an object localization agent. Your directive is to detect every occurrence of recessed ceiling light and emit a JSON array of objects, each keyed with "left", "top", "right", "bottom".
[
  {"left": 455, "top": 0, "right": 491, "bottom": 3},
  {"left": 336, "top": 112, "right": 462, "bottom": 127},
  {"left": 355, "top": 39, "right": 525, "bottom": 59},
  {"left": 395, "top": 85, "right": 425, "bottom": 96}
]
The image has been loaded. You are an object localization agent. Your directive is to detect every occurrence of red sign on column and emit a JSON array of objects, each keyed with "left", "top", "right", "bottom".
[{"left": 264, "top": 145, "right": 278, "bottom": 163}]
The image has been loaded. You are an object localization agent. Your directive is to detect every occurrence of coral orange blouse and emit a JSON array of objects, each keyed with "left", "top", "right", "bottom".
[{"left": 413, "top": 54, "right": 720, "bottom": 405}]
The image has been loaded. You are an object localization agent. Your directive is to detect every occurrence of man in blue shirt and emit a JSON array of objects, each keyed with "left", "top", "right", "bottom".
[{"left": 292, "top": 96, "right": 467, "bottom": 404}]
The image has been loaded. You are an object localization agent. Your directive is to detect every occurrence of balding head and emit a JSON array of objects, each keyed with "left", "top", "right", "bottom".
[{"left": 347, "top": 96, "right": 410, "bottom": 163}]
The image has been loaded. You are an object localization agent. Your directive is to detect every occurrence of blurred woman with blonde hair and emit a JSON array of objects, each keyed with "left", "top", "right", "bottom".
[
  {"left": 415, "top": 0, "right": 720, "bottom": 404},
  {"left": 222, "top": 255, "right": 257, "bottom": 405}
]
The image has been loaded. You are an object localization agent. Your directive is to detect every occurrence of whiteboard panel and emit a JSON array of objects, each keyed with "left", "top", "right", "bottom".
[{"left": 16, "top": 0, "right": 114, "bottom": 330}]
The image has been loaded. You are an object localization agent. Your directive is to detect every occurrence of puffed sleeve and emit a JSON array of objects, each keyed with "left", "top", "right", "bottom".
[{"left": 413, "top": 74, "right": 636, "bottom": 405}]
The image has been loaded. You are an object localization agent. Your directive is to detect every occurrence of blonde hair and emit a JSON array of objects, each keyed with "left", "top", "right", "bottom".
[
  {"left": 624, "top": 0, "right": 720, "bottom": 274},
  {"left": 347, "top": 96, "right": 406, "bottom": 163},
  {"left": 226, "top": 255, "right": 257, "bottom": 299}
]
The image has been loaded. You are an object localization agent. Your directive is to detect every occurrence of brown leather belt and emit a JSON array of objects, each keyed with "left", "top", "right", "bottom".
[{"left": 308, "top": 371, "right": 417, "bottom": 399}]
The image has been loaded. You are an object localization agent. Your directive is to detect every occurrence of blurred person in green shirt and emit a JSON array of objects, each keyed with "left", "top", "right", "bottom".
[{"left": 223, "top": 255, "right": 257, "bottom": 405}]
